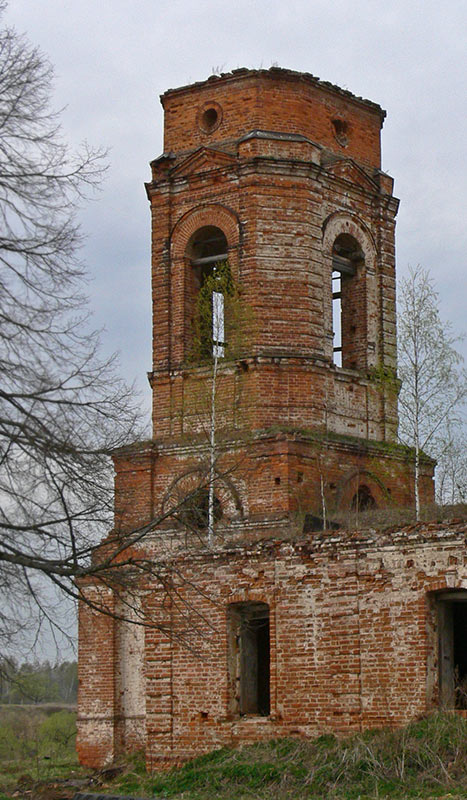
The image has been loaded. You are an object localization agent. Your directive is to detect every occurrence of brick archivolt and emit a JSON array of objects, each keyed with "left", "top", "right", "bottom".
[
  {"left": 322, "top": 210, "right": 377, "bottom": 262},
  {"left": 169, "top": 204, "right": 242, "bottom": 364},
  {"left": 428, "top": 582, "right": 467, "bottom": 594},
  {"left": 170, "top": 204, "right": 241, "bottom": 261},
  {"left": 161, "top": 466, "right": 245, "bottom": 523},
  {"left": 226, "top": 590, "right": 271, "bottom": 607},
  {"left": 336, "top": 467, "right": 391, "bottom": 508}
]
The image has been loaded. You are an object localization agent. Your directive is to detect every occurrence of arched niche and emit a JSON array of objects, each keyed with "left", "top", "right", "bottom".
[
  {"left": 336, "top": 467, "right": 389, "bottom": 511},
  {"left": 161, "top": 465, "right": 244, "bottom": 539}
]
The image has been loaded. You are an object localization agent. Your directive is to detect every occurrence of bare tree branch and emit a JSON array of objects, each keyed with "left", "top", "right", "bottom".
[{"left": 0, "top": 4, "right": 150, "bottom": 656}]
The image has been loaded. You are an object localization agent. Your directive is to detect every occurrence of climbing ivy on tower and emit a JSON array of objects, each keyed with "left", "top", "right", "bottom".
[{"left": 191, "top": 259, "right": 235, "bottom": 363}]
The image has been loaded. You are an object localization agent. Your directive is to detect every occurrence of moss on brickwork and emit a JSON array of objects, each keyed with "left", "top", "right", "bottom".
[{"left": 259, "top": 425, "right": 433, "bottom": 462}]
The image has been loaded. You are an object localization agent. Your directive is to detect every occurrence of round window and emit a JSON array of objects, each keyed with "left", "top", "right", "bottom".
[{"left": 198, "top": 101, "right": 222, "bottom": 134}]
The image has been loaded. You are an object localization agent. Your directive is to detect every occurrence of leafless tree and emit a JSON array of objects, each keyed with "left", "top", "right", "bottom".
[
  {"left": 0, "top": 5, "right": 260, "bottom": 661},
  {"left": 397, "top": 266, "right": 467, "bottom": 517},
  {"left": 0, "top": 3, "right": 152, "bottom": 654}
]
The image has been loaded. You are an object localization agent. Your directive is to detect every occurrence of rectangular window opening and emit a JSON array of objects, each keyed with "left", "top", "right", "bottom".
[{"left": 228, "top": 602, "right": 270, "bottom": 716}]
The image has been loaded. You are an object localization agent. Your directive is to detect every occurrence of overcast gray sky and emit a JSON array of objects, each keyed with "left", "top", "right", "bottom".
[{"left": 5, "top": 0, "right": 466, "bottom": 412}]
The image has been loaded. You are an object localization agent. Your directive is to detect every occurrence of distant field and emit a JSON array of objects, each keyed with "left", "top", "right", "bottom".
[
  {"left": 0, "top": 704, "right": 82, "bottom": 797},
  {"left": 0, "top": 702, "right": 76, "bottom": 713}
]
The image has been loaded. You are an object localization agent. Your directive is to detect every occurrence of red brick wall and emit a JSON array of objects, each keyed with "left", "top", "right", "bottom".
[
  {"left": 77, "top": 524, "right": 467, "bottom": 767},
  {"left": 161, "top": 68, "right": 384, "bottom": 169},
  {"left": 148, "top": 68, "right": 400, "bottom": 452},
  {"left": 77, "top": 586, "right": 116, "bottom": 767},
  {"left": 111, "top": 434, "right": 433, "bottom": 538}
]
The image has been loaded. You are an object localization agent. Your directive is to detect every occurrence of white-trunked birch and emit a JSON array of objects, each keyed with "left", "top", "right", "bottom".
[
  {"left": 397, "top": 266, "right": 467, "bottom": 518},
  {"left": 186, "top": 258, "right": 253, "bottom": 546},
  {"left": 434, "top": 421, "right": 467, "bottom": 504},
  {"left": 208, "top": 290, "right": 223, "bottom": 545}
]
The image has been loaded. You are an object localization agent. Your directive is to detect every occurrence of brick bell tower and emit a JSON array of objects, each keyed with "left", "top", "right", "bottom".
[
  {"left": 112, "top": 66, "right": 433, "bottom": 544},
  {"left": 77, "top": 68, "right": 437, "bottom": 770},
  {"left": 116, "top": 68, "right": 433, "bottom": 536}
]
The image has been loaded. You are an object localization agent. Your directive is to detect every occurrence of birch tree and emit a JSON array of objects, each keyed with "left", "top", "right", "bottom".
[
  {"left": 191, "top": 260, "right": 235, "bottom": 544},
  {"left": 397, "top": 266, "right": 467, "bottom": 517},
  {"left": 435, "top": 423, "right": 467, "bottom": 504},
  {"left": 186, "top": 258, "right": 253, "bottom": 545}
]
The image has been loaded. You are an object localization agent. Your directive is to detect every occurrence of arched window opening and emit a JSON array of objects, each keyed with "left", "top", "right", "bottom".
[
  {"left": 188, "top": 225, "right": 228, "bottom": 273},
  {"left": 332, "top": 234, "right": 364, "bottom": 369},
  {"left": 227, "top": 602, "right": 270, "bottom": 716},
  {"left": 351, "top": 485, "right": 376, "bottom": 511},
  {"left": 186, "top": 226, "right": 231, "bottom": 361},
  {"left": 436, "top": 592, "right": 467, "bottom": 709},
  {"left": 179, "top": 487, "right": 222, "bottom": 531}
]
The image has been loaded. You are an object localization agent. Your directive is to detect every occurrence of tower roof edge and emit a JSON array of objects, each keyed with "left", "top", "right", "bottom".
[{"left": 160, "top": 67, "right": 386, "bottom": 121}]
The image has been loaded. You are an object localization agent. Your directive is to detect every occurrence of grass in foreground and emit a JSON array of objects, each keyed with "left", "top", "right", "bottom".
[
  {"left": 110, "top": 712, "right": 467, "bottom": 799},
  {"left": 0, "top": 710, "right": 465, "bottom": 798}
]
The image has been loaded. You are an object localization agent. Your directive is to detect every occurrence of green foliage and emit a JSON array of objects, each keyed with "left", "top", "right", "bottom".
[
  {"left": 0, "top": 713, "right": 465, "bottom": 798},
  {"left": 0, "top": 659, "right": 77, "bottom": 705},
  {"left": 0, "top": 708, "right": 76, "bottom": 760},
  {"left": 368, "top": 363, "right": 400, "bottom": 396},
  {"left": 0, "top": 708, "right": 78, "bottom": 793},
  {"left": 190, "top": 259, "right": 233, "bottom": 363},
  {"left": 110, "top": 714, "right": 467, "bottom": 799},
  {"left": 190, "top": 259, "right": 251, "bottom": 364},
  {"left": 39, "top": 710, "right": 76, "bottom": 756}
]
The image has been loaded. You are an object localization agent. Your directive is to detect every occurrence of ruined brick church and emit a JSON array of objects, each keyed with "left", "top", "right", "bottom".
[{"left": 77, "top": 68, "right": 467, "bottom": 768}]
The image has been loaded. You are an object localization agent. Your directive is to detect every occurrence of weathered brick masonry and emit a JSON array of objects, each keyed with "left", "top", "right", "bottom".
[
  {"left": 78, "top": 523, "right": 467, "bottom": 767},
  {"left": 75, "top": 69, "right": 466, "bottom": 770}
]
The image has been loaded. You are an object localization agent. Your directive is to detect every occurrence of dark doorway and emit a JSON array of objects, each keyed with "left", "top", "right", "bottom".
[
  {"left": 437, "top": 593, "right": 467, "bottom": 709},
  {"left": 228, "top": 602, "right": 270, "bottom": 716}
]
